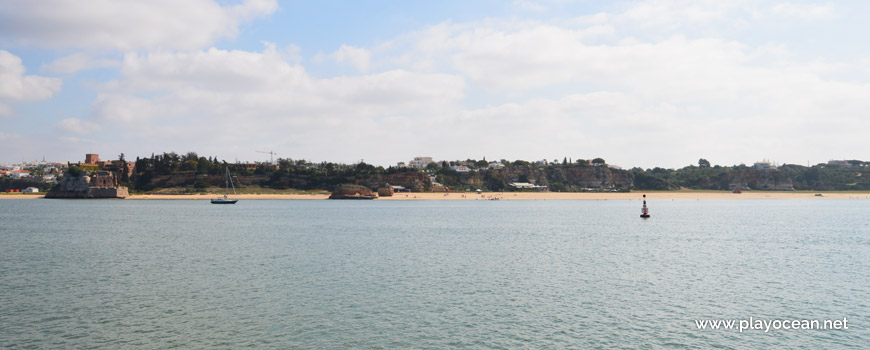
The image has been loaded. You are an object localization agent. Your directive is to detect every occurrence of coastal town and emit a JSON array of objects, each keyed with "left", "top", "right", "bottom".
[{"left": 2, "top": 152, "right": 869, "bottom": 198}]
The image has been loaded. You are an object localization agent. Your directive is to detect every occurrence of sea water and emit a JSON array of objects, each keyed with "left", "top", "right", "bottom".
[{"left": 1, "top": 198, "right": 868, "bottom": 348}]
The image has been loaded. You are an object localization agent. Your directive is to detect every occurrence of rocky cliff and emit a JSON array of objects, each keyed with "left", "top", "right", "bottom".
[
  {"left": 357, "top": 172, "right": 430, "bottom": 192},
  {"left": 545, "top": 167, "right": 633, "bottom": 190}
]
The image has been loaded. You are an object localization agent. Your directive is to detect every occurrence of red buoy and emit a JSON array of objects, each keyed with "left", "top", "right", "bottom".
[{"left": 640, "top": 194, "right": 650, "bottom": 218}]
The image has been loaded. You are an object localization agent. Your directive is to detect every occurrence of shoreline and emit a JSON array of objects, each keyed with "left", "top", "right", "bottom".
[{"left": 5, "top": 191, "right": 870, "bottom": 200}]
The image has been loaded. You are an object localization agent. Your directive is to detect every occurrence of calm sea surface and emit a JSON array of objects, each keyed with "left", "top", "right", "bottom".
[{"left": 1, "top": 198, "right": 868, "bottom": 349}]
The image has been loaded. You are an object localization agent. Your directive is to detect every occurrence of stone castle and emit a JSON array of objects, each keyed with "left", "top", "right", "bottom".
[
  {"left": 46, "top": 154, "right": 131, "bottom": 199},
  {"left": 73, "top": 153, "right": 135, "bottom": 177}
]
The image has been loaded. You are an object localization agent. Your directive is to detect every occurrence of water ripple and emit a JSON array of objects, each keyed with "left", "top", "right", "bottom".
[{"left": 1, "top": 199, "right": 868, "bottom": 348}]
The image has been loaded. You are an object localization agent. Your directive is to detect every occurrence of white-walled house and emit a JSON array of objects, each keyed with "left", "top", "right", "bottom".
[
  {"left": 10, "top": 170, "right": 30, "bottom": 179},
  {"left": 409, "top": 157, "right": 435, "bottom": 169}
]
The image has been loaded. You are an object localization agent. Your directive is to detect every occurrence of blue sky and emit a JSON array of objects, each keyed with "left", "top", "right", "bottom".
[{"left": 1, "top": 0, "right": 868, "bottom": 168}]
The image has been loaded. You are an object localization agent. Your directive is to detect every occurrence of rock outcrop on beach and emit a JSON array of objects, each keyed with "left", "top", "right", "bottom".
[
  {"left": 377, "top": 184, "right": 394, "bottom": 197},
  {"left": 329, "top": 184, "right": 377, "bottom": 199},
  {"left": 45, "top": 173, "right": 129, "bottom": 199}
]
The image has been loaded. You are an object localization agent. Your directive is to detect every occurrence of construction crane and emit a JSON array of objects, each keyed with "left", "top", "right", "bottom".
[{"left": 256, "top": 150, "right": 277, "bottom": 164}]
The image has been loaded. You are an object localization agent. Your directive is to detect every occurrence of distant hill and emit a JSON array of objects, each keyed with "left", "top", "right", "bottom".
[{"left": 119, "top": 153, "right": 870, "bottom": 193}]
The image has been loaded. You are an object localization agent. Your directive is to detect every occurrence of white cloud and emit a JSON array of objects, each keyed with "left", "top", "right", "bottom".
[
  {"left": 92, "top": 93, "right": 175, "bottom": 123},
  {"left": 0, "top": 50, "right": 62, "bottom": 116},
  {"left": 332, "top": 45, "right": 372, "bottom": 72},
  {"left": 0, "top": 131, "right": 22, "bottom": 140},
  {"left": 618, "top": 0, "right": 744, "bottom": 27},
  {"left": 0, "top": 0, "right": 278, "bottom": 50},
  {"left": 59, "top": 136, "right": 96, "bottom": 144},
  {"left": 402, "top": 22, "right": 754, "bottom": 94},
  {"left": 282, "top": 44, "right": 303, "bottom": 64},
  {"left": 108, "top": 46, "right": 463, "bottom": 109},
  {"left": 511, "top": 0, "right": 576, "bottom": 13},
  {"left": 83, "top": 45, "right": 465, "bottom": 162},
  {"left": 513, "top": 0, "right": 550, "bottom": 13},
  {"left": 56, "top": 118, "right": 101, "bottom": 134},
  {"left": 771, "top": 3, "right": 837, "bottom": 20},
  {"left": 40, "top": 53, "right": 120, "bottom": 75}
]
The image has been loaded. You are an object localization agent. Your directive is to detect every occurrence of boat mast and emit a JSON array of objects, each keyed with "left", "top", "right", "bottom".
[{"left": 227, "top": 167, "right": 236, "bottom": 195}]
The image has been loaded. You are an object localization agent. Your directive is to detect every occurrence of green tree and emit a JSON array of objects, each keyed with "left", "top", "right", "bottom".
[
  {"left": 196, "top": 156, "right": 211, "bottom": 174},
  {"left": 698, "top": 158, "right": 711, "bottom": 168},
  {"left": 484, "top": 171, "right": 506, "bottom": 191},
  {"left": 118, "top": 153, "right": 130, "bottom": 184},
  {"left": 65, "top": 166, "right": 84, "bottom": 177},
  {"left": 592, "top": 158, "right": 606, "bottom": 166}
]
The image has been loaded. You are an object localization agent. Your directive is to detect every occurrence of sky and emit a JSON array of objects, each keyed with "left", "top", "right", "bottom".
[{"left": 1, "top": 0, "right": 869, "bottom": 169}]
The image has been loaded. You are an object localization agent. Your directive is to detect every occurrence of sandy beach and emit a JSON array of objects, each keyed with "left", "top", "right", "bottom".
[
  {"left": 360, "top": 191, "right": 870, "bottom": 200},
  {"left": 5, "top": 191, "right": 870, "bottom": 200},
  {"left": 74, "top": 191, "right": 870, "bottom": 200},
  {"left": 127, "top": 193, "right": 330, "bottom": 200},
  {"left": 0, "top": 195, "right": 45, "bottom": 199},
  {"left": 378, "top": 192, "right": 870, "bottom": 200}
]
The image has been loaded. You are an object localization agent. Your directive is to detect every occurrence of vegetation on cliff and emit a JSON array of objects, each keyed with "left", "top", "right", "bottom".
[
  {"left": 122, "top": 152, "right": 870, "bottom": 193},
  {"left": 0, "top": 177, "right": 54, "bottom": 192},
  {"left": 629, "top": 160, "right": 870, "bottom": 191}
]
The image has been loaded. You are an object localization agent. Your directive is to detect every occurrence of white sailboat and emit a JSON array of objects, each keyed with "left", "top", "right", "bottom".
[{"left": 211, "top": 167, "right": 238, "bottom": 204}]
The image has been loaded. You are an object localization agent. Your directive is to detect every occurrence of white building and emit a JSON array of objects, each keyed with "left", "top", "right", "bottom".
[
  {"left": 827, "top": 160, "right": 853, "bottom": 168},
  {"left": 22, "top": 187, "right": 40, "bottom": 193},
  {"left": 509, "top": 182, "right": 548, "bottom": 191},
  {"left": 753, "top": 161, "right": 777, "bottom": 170},
  {"left": 450, "top": 165, "right": 471, "bottom": 172},
  {"left": 409, "top": 157, "right": 435, "bottom": 169},
  {"left": 10, "top": 170, "right": 31, "bottom": 179}
]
